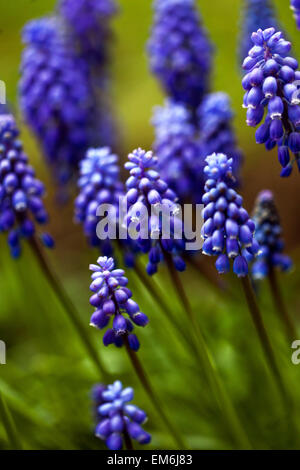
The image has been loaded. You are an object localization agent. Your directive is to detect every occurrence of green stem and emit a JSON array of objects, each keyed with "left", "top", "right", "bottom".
[
  {"left": 267, "top": 266, "right": 297, "bottom": 343},
  {"left": 0, "top": 392, "right": 22, "bottom": 449},
  {"left": 30, "top": 237, "right": 109, "bottom": 382},
  {"left": 241, "top": 276, "right": 289, "bottom": 404},
  {"left": 124, "top": 338, "right": 186, "bottom": 449},
  {"left": 164, "top": 252, "right": 251, "bottom": 449}
]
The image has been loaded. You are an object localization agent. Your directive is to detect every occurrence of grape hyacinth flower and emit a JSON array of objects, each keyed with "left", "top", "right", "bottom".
[
  {"left": 239, "top": 0, "right": 281, "bottom": 66},
  {"left": 198, "top": 92, "right": 243, "bottom": 184},
  {"left": 148, "top": 0, "right": 213, "bottom": 108},
  {"left": 89, "top": 256, "right": 149, "bottom": 350},
  {"left": 0, "top": 112, "right": 53, "bottom": 258},
  {"left": 242, "top": 27, "right": 300, "bottom": 176},
  {"left": 152, "top": 99, "right": 201, "bottom": 201},
  {"left": 124, "top": 148, "right": 186, "bottom": 275},
  {"left": 20, "top": 17, "right": 96, "bottom": 187},
  {"left": 75, "top": 147, "right": 123, "bottom": 256},
  {"left": 202, "top": 153, "right": 260, "bottom": 277},
  {"left": 92, "top": 380, "right": 151, "bottom": 450},
  {"left": 290, "top": 1, "right": 300, "bottom": 30},
  {"left": 252, "top": 190, "right": 292, "bottom": 279},
  {"left": 58, "top": 0, "right": 117, "bottom": 69}
]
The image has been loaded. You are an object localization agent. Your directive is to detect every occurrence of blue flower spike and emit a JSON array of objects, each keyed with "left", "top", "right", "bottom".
[
  {"left": 202, "top": 153, "right": 260, "bottom": 277},
  {"left": 92, "top": 380, "right": 151, "bottom": 450},
  {"left": 0, "top": 112, "right": 53, "bottom": 257},
  {"left": 252, "top": 190, "right": 292, "bottom": 279},
  {"left": 242, "top": 27, "right": 300, "bottom": 176},
  {"left": 89, "top": 256, "right": 149, "bottom": 350}
]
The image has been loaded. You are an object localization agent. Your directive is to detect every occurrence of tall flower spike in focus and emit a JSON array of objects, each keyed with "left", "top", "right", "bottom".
[
  {"left": 75, "top": 147, "right": 123, "bottom": 256},
  {"left": 20, "top": 17, "right": 97, "bottom": 189},
  {"left": 148, "top": 0, "right": 213, "bottom": 108},
  {"left": 198, "top": 92, "right": 243, "bottom": 185},
  {"left": 92, "top": 380, "right": 151, "bottom": 450},
  {"left": 58, "top": 0, "right": 117, "bottom": 69},
  {"left": 89, "top": 256, "right": 149, "bottom": 350},
  {"left": 152, "top": 99, "right": 201, "bottom": 202},
  {"left": 0, "top": 111, "right": 54, "bottom": 258},
  {"left": 202, "top": 153, "right": 260, "bottom": 277},
  {"left": 239, "top": 0, "right": 281, "bottom": 67},
  {"left": 124, "top": 148, "right": 186, "bottom": 275},
  {"left": 290, "top": 1, "right": 300, "bottom": 29},
  {"left": 242, "top": 28, "right": 300, "bottom": 176},
  {"left": 251, "top": 190, "right": 292, "bottom": 279}
]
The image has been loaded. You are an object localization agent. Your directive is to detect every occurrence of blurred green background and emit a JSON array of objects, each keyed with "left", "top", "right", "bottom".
[{"left": 0, "top": 0, "right": 300, "bottom": 450}]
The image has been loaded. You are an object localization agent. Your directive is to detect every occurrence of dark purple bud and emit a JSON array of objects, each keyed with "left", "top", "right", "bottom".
[
  {"left": 41, "top": 232, "right": 54, "bottom": 248},
  {"left": 246, "top": 106, "right": 264, "bottom": 126},
  {"left": 255, "top": 122, "right": 270, "bottom": 144},
  {"left": 278, "top": 146, "right": 290, "bottom": 167},
  {"left": 125, "top": 299, "right": 139, "bottom": 314},
  {"left": 288, "top": 132, "right": 300, "bottom": 153},
  {"left": 279, "top": 66, "right": 295, "bottom": 82},
  {"left": 262, "top": 77, "right": 277, "bottom": 98},
  {"left": 147, "top": 189, "right": 161, "bottom": 205},
  {"left": 113, "top": 314, "right": 127, "bottom": 335},
  {"left": 247, "top": 87, "right": 263, "bottom": 108},
  {"left": 103, "top": 328, "right": 116, "bottom": 346},
  {"left": 233, "top": 255, "right": 248, "bottom": 277},
  {"left": 131, "top": 312, "right": 149, "bottom": 327},
  {"left": 95, "top": 419, "right": 111, "bottom": 439},
  {"left": 239, "top": 225, "right": 252, "bottom": 247},
  {"left": 226, "top": 239, "right": 239, "bottom": 258},
  {"left": 110, "top": 414, "right": 124, "bottom": 433},
  {"left": 269, "top": 119, "right": 283, "bottom": 141},
  {"left": 268, "top": 97, "right": 284, "bottom": 118},
  {"left": 263, "top": 59, "right": 279, "bottom": 75},
  {"left": 225, "top": 219, "right": 239, "bottom": 238},
  {"left": 215, "top": 254, "right": 230, "bottom": 274},
  {"left": 212, "top": 229, "right": 224, "bottom": 253},
  {"left": 280, "top": 164, "right": 293, "bottom": 177},
  {"left": 213, "top": 211, "right": 225, "bottom": 228},
  {"left": 288, "top": 105, "right": 300, "bottom": 128},
  {"left": 106, "top": 432, "right": 123, "bottom": 451},
  {"left": 89, "top": 294, "right": 102, "bottom": 307},
  {"left": 128, "top": 334, "right": 140, "bottom": 351},
  {"left": 103, "top": 300, "right": 115, "bottom": 315},
  {"left": 202, "top": 237, "right": 214, "bottom": 255},
  {"left": 90, "top": 310, "right": 110, "bottom": 329},
  {"left": 249, "top": 68, "right": 264, "bottom": 86}
]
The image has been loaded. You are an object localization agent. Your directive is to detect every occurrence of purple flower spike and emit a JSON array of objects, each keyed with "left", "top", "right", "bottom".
[
  {"left": 58, "top": 0, "right": 117, "bottom": 67},
  {"left": 89, "top": 256, "right": 148, "bottom": 350},
  {"left": 242, "top": 27, "right": 300, "bottom": 175},
  {"left": 0, "top": 112, "right": 53, "bottom": 257},
  {"left": 148, "top": 0, "right": 213, "bottom": 108},
  {"left": 198, "top": 92, "right": 243, "bottom": 186},
  {"left": 251, "top": 190, "right": 292, "bottom": 279},
  {"left": 152, "top": 99, "right": 201, "bottom": 202},
  {"left": 92, "top": 380, "right": 151, "bottom": 450},
  {"left": 202, "top": 153, "right": 259, "bottom": 277},
  {"left": 124, "top": 148, "right": 186, "bottom": 275}
]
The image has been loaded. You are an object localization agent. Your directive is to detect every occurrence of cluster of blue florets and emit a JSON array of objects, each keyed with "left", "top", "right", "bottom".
[
  {"left": 75, "top": 147, "right": 123, "bottom": 254},
  {"left": 252, "top": 190, "right": 292, "bottom": 279},
  {"left": 89, "top": 256, "right": 149, "bottom": 350},
  {"left": 242, "top": 27, "right": 300, "bottom": 176},
  {"left": 148, "top": 0, "right": 213, "bottom": 108},
  {"left": 0, "top": 113, "right": 53, "bottom": 257},
  {"left": 202, "top": 153, "right": 260, "bottom": 277},
  {"left": 92, "top": 380, "right": 151, "bottom": 450},
  {"left": 124, "top": 148, "right": 186, "bottom": 275}
]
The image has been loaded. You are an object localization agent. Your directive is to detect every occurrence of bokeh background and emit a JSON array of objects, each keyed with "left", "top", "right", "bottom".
[{"left": 0, "top": 0, "right": 300, "bottom": 450}]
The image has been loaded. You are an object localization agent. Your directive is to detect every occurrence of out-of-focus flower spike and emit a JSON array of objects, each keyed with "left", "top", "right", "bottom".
[
  {"left": 290, "top": 1, "right": 300, "bottom": 29},
  {"left": 92, "top": 380, "right": 151, "bottom": 450},
  {"left": 148, "top": 0, "right": 213, "bottom": 108},
  {"left": 0, "top": 110, "right": 53, "bottom": 257}
]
